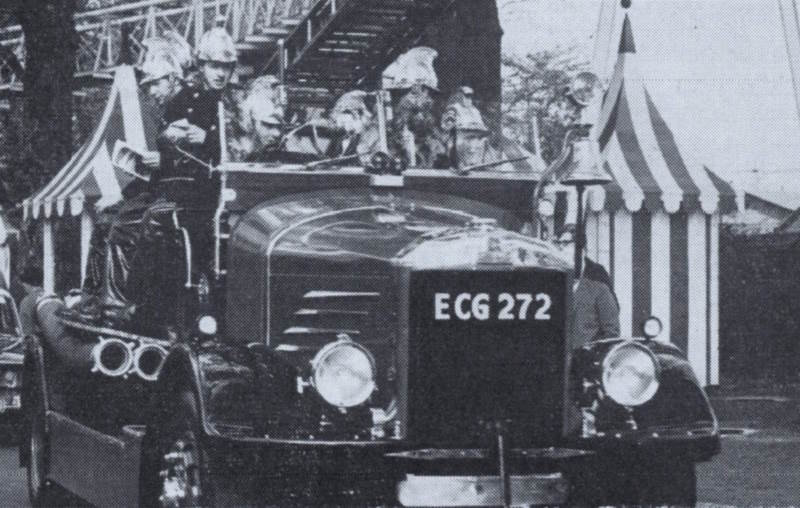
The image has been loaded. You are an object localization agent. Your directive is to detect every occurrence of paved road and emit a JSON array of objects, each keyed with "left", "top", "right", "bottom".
[
  {"left": 0, "top": 442, "right": 29, "bottom": 508},
  {"left": 0, "top": 433, "right": 798, "bottom": 507},
  {"left": 697, "top": 430, "right": 800, "bottom": 506}
]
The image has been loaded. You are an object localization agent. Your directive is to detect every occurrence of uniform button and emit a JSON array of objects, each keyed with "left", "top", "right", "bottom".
[
  {"left": 193, "top": 92, "right": 200, "bottom": 98},
  {"left": 210, "top": 125, "right": 216, "bottom": 131},
  {"left": 187, "top": 108, "right": 194, "bottom": 113}
]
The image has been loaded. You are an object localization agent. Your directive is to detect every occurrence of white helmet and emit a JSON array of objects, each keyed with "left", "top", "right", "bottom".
[
  {"left": 441, "top": 90, "right": 488, "bottom": 133},
  {"left": 243, "top": 89, "right": 284, "bottom": 127},
  {"left": 332, "top": 90, "right": 371, "bottom": 118},
  {"left": 382, "top": 47, "right": 439, "bottom": 91},
  {"left": 139, "top": 50, "right": 183, "bottom": 85},
  {"left": 142, "top": 31, "right": 193, "bottom": 72},
  {"left": 196, "top": 16, "right": 238, "bottom": 64}
]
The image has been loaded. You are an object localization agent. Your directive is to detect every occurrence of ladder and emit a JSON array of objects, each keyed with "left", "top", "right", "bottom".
[{"left": 264, "top": 0, "right": 455, "bottom": 107}]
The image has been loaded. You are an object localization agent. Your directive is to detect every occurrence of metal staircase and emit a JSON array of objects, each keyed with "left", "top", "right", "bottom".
[
  {"left": 264, "top": 0, "right": 455, "bottom": 106},
  {"left": 2, "top": 0, "right": 455, "bottom": 106}
]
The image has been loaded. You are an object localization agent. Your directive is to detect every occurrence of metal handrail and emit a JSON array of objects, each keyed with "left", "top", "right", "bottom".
[{"left": 0, "top": 0, "right": 313, "bottom": 90}]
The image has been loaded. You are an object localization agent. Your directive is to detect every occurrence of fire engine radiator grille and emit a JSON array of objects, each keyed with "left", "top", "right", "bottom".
[{"left": 406, "top": 269, "right": 569, "bottom": 448}]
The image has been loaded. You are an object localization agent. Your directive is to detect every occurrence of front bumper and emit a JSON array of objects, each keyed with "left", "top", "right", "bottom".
[
  {"left": 397, "top": 472, "right": 567, "bottom": 507},
  {"left": 204, "top": 426, "right": 718, "bottom": 506}
]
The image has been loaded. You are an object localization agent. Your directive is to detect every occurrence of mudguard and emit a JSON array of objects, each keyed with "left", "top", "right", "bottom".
[{"left": 570, "top": 338, "right": 719, "bottom": 459}]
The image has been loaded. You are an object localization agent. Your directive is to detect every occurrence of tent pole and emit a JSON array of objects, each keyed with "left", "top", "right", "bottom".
[
  {"left": 43, "top": 219, "right": 55, "bottom": 293},
  {"left": 80, "top": 211, "right": 94, "bottom": 289}
]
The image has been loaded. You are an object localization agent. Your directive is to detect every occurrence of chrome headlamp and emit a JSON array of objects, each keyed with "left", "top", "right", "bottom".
[
  {"left": 601, "top": 341, "right": 660, "bottom": 407},
  {"left": 311, "top": 336, "right": 376, "bottom": 408}
]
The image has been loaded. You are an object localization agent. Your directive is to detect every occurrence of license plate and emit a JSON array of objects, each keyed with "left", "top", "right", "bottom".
[
  {"left": 0, "top": 394, "right": 20, "bottom": 412},
  {"left": 433, "top": 291, "right": 552, "bottom": 322}
]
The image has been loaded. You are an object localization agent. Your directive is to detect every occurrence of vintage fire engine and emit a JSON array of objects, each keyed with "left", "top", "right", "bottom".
[{"left": 19, "top": 149, "right": 720, "bottom": 506}]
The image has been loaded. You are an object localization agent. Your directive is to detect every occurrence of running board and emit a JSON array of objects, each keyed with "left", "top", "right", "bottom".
[{"left": 47, "top": 411, "right": 143, "bottom": 508}]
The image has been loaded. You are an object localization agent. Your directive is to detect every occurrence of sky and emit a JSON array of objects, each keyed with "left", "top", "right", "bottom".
[{"left": 499, "top": 0, "right": 800, "bottom": 203}]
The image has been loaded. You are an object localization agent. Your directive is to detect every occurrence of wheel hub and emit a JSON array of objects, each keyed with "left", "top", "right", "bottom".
[{"left": 158, "top": 434, "right": 203, "bottom": 507}]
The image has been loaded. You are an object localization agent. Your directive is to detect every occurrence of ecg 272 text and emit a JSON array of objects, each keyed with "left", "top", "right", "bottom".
[{"left": 433, "top": 292, "right": 552, "bottom": 321}]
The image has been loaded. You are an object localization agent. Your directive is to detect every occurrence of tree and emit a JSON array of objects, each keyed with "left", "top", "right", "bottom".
[
  {"left": 421, "top": 0, "right": 503, "bottom": 133},
  {"left": 502, "top": 47, "right": 589, "bottom": 163},
  {"left": 0, "top": 0, "right": 78, "bottom": 205}
]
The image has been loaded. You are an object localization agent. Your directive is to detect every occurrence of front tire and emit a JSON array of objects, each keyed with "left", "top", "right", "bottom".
[
  {"left": 26, "top": 386, "right": 64, "bottom": 507},
  {"left": 140, "top": 390, "right": 213, "bottom": 508}
]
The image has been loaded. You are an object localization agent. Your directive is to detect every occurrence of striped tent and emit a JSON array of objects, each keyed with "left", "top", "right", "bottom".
[
  {"left": 22, "top": 65, "right": 159, "bottom": 292},
  {"left": 583, "top": 14, "right": 736, "bottom": 386},
  {"left": 24, "top": 65, "right": 158, "bottom": 219}
]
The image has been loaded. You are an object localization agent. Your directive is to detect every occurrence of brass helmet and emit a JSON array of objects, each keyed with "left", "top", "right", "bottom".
[
  {"left": 249, "top": 75, "right": 281, "bottom": 94},
  {"left": 441, "top": 88, "right": 488, "bottom": 133},
  {"left": 139, "top": 50, "right": 183, "bottom": 85},
  {"left": 142, "top": 31, "right": 193, "bottom": 72},
  {"left": 243, "top": 89, "right": 285, "bottom": 127},
  {"left": 332, "top": 90, "right": 371, "bottom": 118},
  {"left": 382, "top": 47, "right": 439, "bottom": 91},
  {"left": 196, "top": 16, "right": 238, "bottom": 64}
]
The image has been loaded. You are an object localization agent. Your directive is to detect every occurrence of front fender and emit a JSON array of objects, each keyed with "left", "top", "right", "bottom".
[
  {"left": 187, "top": 341, "right": 373, "bottom": 441},
  {"left": 571, "top": 339, "right": 717, "bottom": 435}
]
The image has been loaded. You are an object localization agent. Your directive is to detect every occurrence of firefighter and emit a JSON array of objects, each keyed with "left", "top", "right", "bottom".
[
  {"left": 382, "top": 46, "right": 442, "bottom": 167},
  {"left": 436, "top": 87, "right": 504, "bottom": 170},
  {"left": 236, "top": 87, "right": 287, "bottom": 161},
  {"left": 138, "top": 50, "right": 186, "bottom": 172},
  {"left": 78, "top": 43, "right": 190, "bottom": 314},
  {"left": 139, "top": 50, "right": 184, "bottom": 110},
  {"left": 326, "top": 90, "right": 378, "bottom": 159},
  {"left": 155, "top": 16, "right": 238, "bottom": 206}
]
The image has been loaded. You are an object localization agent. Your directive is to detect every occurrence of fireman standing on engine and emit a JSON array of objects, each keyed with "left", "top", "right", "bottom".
[{"left": 154, "top": 16, "right": 238, "bottom": 207}]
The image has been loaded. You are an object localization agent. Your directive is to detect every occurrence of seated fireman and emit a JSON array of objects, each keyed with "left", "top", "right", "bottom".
[
  {"left": 325, "top": 90, "right": 380, "bottom": 162},
  {"left": 236, "top": 85, "right": 287, "bottom": 162},
  {"left": 436, "top": 87, "right": 532, "bottom": 172},
  {"left": 278, "top": 89, "right": 379, "bottom": 164},
  {"left": 382, "top": 46, "right": 444, "bottom": 168}
]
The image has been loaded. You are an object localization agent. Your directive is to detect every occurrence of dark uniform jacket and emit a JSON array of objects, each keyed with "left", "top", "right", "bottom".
[
  {"left": 570, "top": 257, "right": 620, "bottom": 347},
  {"left": 155, "top": 81, "right": 229, "bottom": 207}
]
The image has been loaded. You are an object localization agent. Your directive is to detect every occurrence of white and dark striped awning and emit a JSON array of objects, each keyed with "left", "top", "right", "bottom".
[
  {"left": 23, "top": 66, "right": 159, "bottom": 220},
  {"left": 589, "top": 14, "right": 736, "bottom": 216}
]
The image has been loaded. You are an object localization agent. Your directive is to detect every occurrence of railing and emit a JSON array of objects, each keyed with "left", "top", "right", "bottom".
[{"left": 0, "top": 0, "right": 315, "bottom": 91}]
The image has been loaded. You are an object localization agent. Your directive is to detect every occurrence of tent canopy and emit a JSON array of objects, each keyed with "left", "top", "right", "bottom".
[
  {"left": 23, "top": 66, "right": 158, "bottom": 220},
  {"left": 589, "top": 15, "right": 736, "bottom": 216}
]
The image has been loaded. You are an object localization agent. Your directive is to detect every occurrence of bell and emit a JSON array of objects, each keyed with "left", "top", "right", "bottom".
[{"left": 559, "top": 137, "right": 613, "bottom": 187}]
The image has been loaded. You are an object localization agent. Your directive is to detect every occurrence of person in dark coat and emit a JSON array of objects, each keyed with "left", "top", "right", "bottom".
[
  {"left": 154, "top": 17, "right": 238, "bottom": 207},
  {"left": 571, "top": 256, "right": 620, "bottom": 346},
  {"left": 141, "top": 18, "right": 240, "bottom": 280}
]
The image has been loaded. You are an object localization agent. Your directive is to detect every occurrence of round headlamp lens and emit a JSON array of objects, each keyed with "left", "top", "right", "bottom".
[
  {"left": 602, "top": 342, "right": 659, "bottom": 407},
  {"left": 312, "top": 341, "right": 375, "bottom": 408}
]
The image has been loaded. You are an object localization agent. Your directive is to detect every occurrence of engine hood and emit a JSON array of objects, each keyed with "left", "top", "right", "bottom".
[{"left": 229, "top": 188, "right": 571, "bottom": 271}]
